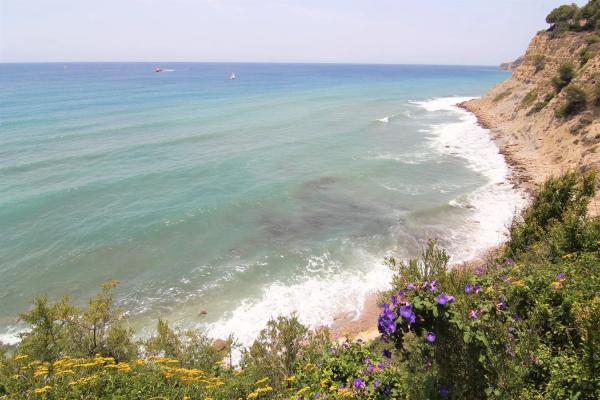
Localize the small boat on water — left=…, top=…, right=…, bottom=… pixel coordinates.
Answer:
left=155, top=67, right=163, bottom=73
left=230, top=73, right=236, bottom=80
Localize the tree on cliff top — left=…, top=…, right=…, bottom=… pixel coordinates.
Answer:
left=546, top=3, right=580, bottom=31
left=547, top=0, right=600, bottom=31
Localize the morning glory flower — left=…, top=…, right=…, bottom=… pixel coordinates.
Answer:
left=399, top=304, right=416, bottom=324
left=429, top=280, right=439, bottom=292
left=400, top=304, right=413, bottom=318
left=373, top=380, right=380, bottom=389
left=436, top=293, right=448, bottom=305
left=353, top=378, right=366, bottom=390
left=464, top=284, right=473, bottom=293
left=426, top=332, right=436, bottom=343
left=556, top=272, right=565, bottom=279
left=377, top=303, right=396, bottom=335
left=469, top=309, right=479, bottom=320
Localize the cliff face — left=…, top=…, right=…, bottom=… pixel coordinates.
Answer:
left=463, top=31, right=600, bottom=211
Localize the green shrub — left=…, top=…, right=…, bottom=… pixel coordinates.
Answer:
left=594, top=81, right=600, bottom=105
left=493, top=90, right=512, bottom=103
left=587, top=33, right=600, bottom=44
left=520, top=90, right=538, bottom=108
left=556, top=84, right=588, bottom=117
left=528, top=93, right=554, bottom=115
left=552, top=63, right=576, bottom=92
left=580, top=47, right=596, bottom=66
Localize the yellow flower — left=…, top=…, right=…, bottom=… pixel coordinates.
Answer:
left=296, top=386, right=310, bottom=396
left=285, top=375, right=296, bottom=382
left=14, top=355, right=28, bottom=361
left=255, top=377, right=269, bottom=385
left=33, top=385, right=51, bottom=394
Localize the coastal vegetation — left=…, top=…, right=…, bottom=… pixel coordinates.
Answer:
left=492, top=90, right=512, bottom=103
left=1, top=171, right=599, bottom=399
left=546, top=0, right=600, bottom=32
left=556, top=85, right=588, bottom=117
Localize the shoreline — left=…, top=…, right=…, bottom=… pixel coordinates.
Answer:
left=331, top=99, right=529, bottom=342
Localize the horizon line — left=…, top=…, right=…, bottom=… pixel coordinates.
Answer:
left=0, top=60, right=504, bottom=68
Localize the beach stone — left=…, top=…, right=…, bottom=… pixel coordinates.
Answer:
left=212, top=339, right=228, bottom=351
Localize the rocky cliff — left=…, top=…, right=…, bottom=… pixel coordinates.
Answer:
left=463, top=31, right=600, bottom=212
left=500, top=56, right=524, bottom=71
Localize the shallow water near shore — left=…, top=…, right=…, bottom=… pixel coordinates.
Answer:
left=0, top=63, right=526, bottom=345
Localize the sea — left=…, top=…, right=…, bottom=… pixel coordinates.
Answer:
left=0, top=63, right=528, bottom=345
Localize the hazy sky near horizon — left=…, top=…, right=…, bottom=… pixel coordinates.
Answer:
left=0, top=0, right=588, bottom=64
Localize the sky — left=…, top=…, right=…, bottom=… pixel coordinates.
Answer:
left=0, top=0, right=588, bottom=65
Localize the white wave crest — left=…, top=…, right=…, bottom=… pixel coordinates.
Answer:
left=206, top=251, right=393, bottom=347
left=414, top=97, right=529, bottom=262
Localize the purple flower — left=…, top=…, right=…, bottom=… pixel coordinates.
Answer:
left=439, top=384, right=450, bottom=399
left=469, top=309, right=479, bottom=320
left=399, top=304, right=412, bottom=319
left=429, top=280, right=439, bottom=293
left=508, top=326, right=515, bottom=333
left=373, top=380, right=380, bottom=389
left=382, top=349, right=392, bottom=358
left=426, top=331, right=436, bottom=343
left=496, top=301, right=507, bottom=311
left=407, top=283, right=416, bottom=290
left=556, top=272, right=565, bottom=279
left=367, top=363, right=375, bottom=373
left=391, top=295, right=399, bottom=305
left=513, top=314, right=522, bottom=321
left=473, top=284, right=481, bottom=294
left=474, top=266, right=485, bottom=275
left=378, top=303, right=396, bottom=335
left=353, top=378, right=366, bottom=390
left=436, top=293, right=452, bottom=305
left=447, top=295, right=456, bottom=304
left=464, top=284, right=473, bottom=293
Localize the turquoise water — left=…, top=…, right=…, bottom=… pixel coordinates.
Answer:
left=0, top=63, right=525, bottom=344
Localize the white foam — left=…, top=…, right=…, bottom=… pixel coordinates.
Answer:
left=0, top=325, right=29, bottom=346
left=410, top=96, right=475, bottom=112
left=414, top=97, right=529, bottom=262
left=206, top=250, right=393, bottom=347
left=368, top=151, right=435, bottom=165
left=376, top=116, right=390, bottom=123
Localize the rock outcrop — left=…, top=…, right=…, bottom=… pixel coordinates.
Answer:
left=463, top=31, right=600, bottom=213
left=500, top=56, right=524, bottom=71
